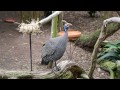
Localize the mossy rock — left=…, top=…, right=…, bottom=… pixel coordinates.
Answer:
left=114, top=60, right=120, bottom=78
left=116, top=60, right=120, bottom=71
left=114, top=70, right=120, bottom=79
left=99, top=60, right=117, bottom=71
left=59, top=71, right=74, bottom=79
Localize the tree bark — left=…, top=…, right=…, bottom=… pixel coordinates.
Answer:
left=88, top=25, right=107, bottom=79
left=0, top=60, right=88, bottom=79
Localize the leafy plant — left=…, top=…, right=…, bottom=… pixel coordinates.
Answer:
left=97, top=40, right=120, bottom=79
left=97, top=40, right=120, bottom=63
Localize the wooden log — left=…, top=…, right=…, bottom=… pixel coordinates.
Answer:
left=0, top=60, right=88, bottom=79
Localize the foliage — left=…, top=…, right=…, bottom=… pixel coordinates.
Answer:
left=76, top=22, right=120, bottom=49
left=97, top=40, right=120, bottom=79
left=97, top=40, right=120, bottom=63
left=99, top=60, right=117, bottom=71
left=116, top=61, right=120, bottom=71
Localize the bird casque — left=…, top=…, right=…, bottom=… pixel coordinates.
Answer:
left=41, top=23, right=72, bottom=71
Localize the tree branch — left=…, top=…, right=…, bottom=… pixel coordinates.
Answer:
left=103, top=17, right=120, bottom=27
left=89, top=17, right=120, bottom=79
left=116, top=11, right=120, bottom=16
left=14, top=11, right=63, bottom=26
left=39, top=11, right=63, bottom=25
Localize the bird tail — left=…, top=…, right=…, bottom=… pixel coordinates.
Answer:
left=41, top=59, right=49, bottom=65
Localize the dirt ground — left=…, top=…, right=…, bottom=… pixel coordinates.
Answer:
left=0, top=11, right=119, bottom=79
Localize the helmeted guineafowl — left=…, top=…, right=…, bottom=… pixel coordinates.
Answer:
left=41, top=23, right=72, bottom=71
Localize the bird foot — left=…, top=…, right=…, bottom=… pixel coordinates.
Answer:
left=52, top=66, right=61, bottom=72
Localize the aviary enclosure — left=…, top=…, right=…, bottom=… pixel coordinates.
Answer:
left=0, top=11, right=120, bottom=79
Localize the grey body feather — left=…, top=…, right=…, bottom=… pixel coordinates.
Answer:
left=41, top=31, right=68, bottom=65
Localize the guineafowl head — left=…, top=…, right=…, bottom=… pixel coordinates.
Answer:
left=64, top=23, right=72, bottom=32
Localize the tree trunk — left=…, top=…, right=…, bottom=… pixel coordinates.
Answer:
left=75, top=23, right=120, bottom=48
left=88, top=25, right=107, bottom=79
left=0, top=60, right=89, bottom=79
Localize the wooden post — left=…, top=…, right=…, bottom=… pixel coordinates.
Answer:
left=29, top=33, right=33, bottom=71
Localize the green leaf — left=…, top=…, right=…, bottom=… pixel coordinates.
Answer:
left=97, top=40, right=120, bottom=63
left=104, top=44, right=115, bottom=48
left=105, top=45, right=117, bottom=52
left=99, top=60, right=116, bottom=79
left=97, top=51, right=120, bottom=63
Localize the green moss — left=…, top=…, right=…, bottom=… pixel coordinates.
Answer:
left=76, top=29, right=100, bottom=48
left=0, top=76, right=8, bottom=79
left=76, top=22, right=120, bottom=48
left=60, top=71, right=73, bottom=79
left=69, top=65, right=86, bottom=79
left=115, top=70, right=120, bottom=78
left=99, top=60, right=116, bottom=79
left=99, top=60, right=117, bottom=71
left=108, top=67, right=115, bottom=79
left=17, top=75, right=33, bottom=79
left=58, top=66, right=87, bottom=79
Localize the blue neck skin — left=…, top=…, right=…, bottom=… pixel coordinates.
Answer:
left=64, top=29, right=68, bottom=32
left=64, top=26, right=69, bottom=32
left=64, top=28, right=68, bottom=37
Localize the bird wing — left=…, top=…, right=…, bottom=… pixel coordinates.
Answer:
left=41, top=38, right=58, bottom=58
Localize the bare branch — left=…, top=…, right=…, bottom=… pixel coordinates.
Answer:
left=116, top=11, right=120, bottom=16
left=103, top=17, right=120, bottom=27
left=13, top=11, right=63, bottom=26
left=39, top=11, right=63, bottom=25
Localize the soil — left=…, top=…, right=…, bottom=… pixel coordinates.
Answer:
left=0, top=11, right=119, bottom=79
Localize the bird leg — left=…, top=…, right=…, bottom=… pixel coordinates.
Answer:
left=47, top=61, right=53, bottom=68
left=55, top=61, right=61, bottom=71
left=52, top=61, right=61, bottom=72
